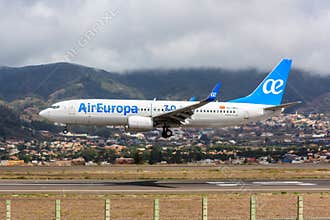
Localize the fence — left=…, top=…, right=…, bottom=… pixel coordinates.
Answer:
left=1, top=195, right=330, bottom=220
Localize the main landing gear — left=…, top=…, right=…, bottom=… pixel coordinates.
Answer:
left=62, top=126, right=69, bottom=134
left=162, top=126, right=173, bottom=138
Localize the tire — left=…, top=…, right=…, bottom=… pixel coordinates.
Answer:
left=166, top=129, right=172, bottom=137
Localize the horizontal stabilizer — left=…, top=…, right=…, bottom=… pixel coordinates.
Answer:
left=264, top=101, right=302, bottom=111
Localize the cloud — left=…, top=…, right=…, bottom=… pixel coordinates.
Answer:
left=1, top=0, right=330, bottom=74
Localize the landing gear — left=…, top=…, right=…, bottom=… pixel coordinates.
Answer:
left=63, top=126, right=69, bottom=134
left=162, top=126, right=173, bottom=138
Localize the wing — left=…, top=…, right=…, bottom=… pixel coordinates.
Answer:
left=153, top=83, right=221, bottom=126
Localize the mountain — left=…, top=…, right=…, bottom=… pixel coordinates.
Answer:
left=297, top=92, right=330, bottom=114
left=115, top=68, right=330, bottom=104
left=0, top=63, right=143, bottom=102
left=0, top=62, right=329, bottom=112
left=0, top=104, right=38, bottom=139
left=0, top=62, right=329, bottom=138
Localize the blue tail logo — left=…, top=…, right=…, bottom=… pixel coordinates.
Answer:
left=229, top=59, right=292, bottom=105
left=262, top=78, right=284, bottom=95
left=206, top=82, right=221, bottom=101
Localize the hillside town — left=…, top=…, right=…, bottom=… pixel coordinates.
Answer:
left=0, top=113, right=329, bottom=166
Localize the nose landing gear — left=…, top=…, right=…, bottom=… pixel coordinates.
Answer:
left=162, top=126, right=173, bottom=138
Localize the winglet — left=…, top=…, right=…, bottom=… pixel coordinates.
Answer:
left=189, top=96, right=197, bottom=101
left=206, top=82, right=221, bottom=101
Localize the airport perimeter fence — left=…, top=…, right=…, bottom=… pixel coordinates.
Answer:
left=1, top=195, right=330, bottom=219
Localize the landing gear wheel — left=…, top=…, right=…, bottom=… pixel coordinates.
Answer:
left=166, top=129, right=172, bottom=137
left=63, top=127, right=69, bottom=134
left=162, top=127, right=173, bottom=138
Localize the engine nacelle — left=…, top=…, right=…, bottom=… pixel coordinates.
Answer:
left=127, top=116, right=154, bottom=131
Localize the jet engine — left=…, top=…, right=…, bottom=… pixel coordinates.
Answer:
left=127, top=116, right=154, bottom=131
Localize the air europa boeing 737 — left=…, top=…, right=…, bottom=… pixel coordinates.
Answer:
left=39, top=59, right=300, bottom=138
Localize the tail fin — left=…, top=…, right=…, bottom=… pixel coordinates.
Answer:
left=229, top=59, right=292, bottom=105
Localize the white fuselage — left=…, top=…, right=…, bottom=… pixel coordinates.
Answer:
left=39, top=99, right=280, bottom=128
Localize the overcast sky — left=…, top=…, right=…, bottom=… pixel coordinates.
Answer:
left=1, top=0, right=330, bottom=74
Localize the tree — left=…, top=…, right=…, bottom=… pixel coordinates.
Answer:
left=17, top=152, right=32, bottom=163
left=149, top=146, right=162, bottom=164
left=133, top=150, right=143, bottom=164
left=81, top=147, right=98, bottom=162
left=102, top=149, right=118, bottom=163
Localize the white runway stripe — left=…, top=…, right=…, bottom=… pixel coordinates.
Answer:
left=207, top=181, right=316, bottom=187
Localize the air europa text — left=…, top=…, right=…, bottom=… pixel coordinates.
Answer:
left=78, top=103, right=138, bottom=115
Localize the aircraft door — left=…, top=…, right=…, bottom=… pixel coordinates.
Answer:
left=243, top=110, right=249, bottom=121
left=150, top=99, right=156, bottom=117
left=68, top=105, right=76, bottom=115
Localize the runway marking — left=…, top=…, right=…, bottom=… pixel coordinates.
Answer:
left=297, top=183, right=316, bottom=186
left=206, top=182, right=245, bottom=187
left=207, top=181, right=317, bottom=187
left=253, top=181, right=316, bottom=186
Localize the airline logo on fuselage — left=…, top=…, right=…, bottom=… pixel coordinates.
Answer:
left=262, top=79, right=284, bottom=95
left=78, top=103, right=138, bottom=116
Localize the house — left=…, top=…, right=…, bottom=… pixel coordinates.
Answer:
left=115, top=157, right=134, bottom=164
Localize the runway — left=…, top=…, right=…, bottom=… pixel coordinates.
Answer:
left=0, top=179, right=330, bottom=193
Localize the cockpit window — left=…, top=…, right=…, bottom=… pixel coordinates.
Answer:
left=50, top=105, right=60, bottom=109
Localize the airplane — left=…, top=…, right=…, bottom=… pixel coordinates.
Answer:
left=39, top=59, right=301, bottom=138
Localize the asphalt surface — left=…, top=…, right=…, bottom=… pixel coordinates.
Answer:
left=0, top=179, right=330, bottom=193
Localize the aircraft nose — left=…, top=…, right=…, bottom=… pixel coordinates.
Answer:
left=39, top=109, right=49, bottom=118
